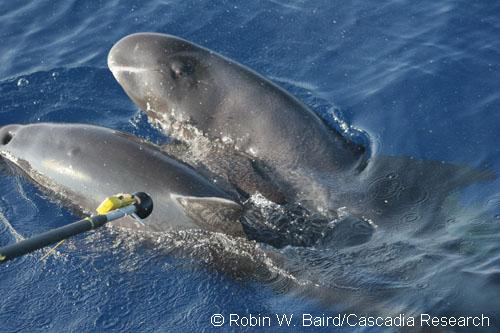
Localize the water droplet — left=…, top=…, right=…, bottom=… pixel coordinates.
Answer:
left=17, top=78, right=29, bottom=87
left=386, top=172, right=398, bottom=179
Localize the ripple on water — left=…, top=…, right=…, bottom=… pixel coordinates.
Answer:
left=367, top=172, right=402, bottom=200
left=401, top=211, right=421, bottom=224
left=397, top=185, right=430, bottom=206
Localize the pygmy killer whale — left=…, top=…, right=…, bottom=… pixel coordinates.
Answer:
left=107, top=33, right=367, bottom=213
left=0, top=123, right=244, bottom=236
left=107, top=33, right=492, bottom=227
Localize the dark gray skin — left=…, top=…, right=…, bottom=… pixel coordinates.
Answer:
left=0, top=123, right=244, bottom=236
left=108, top=33, right=493, bottom=226
left=108, top=33, right=366, bottom=212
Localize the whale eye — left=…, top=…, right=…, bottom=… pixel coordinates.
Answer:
left=170, top=60, right=194, bottom=80
left=1, top=132, right=13, bottom=145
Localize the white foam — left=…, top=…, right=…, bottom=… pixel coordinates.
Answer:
left=0, top=211, right=24, bottom=241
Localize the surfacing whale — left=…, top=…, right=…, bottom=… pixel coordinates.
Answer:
left=0, top=123, right=244, bottom=236
left=107, top=33, right=492, bottom=228
left=108, top=32, right=367, bottom=213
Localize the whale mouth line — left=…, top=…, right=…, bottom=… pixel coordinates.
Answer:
left=109, top=65, right=164, bottom=74
left=109, top=65, right=150, bottom=74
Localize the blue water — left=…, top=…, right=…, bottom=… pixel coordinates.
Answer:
left=1, top=1, right=500, bottom=332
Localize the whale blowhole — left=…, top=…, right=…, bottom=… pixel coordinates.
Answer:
left=1, top=132, right=13, bottom=145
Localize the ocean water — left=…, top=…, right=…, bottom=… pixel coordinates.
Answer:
left=1, top=1, right=500, bottom=332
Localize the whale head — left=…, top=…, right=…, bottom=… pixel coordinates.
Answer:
left=0, top=124, right=23, bottom=160
left=108, top=33, right=227, bottom=132
left=0, top=124, right=19, bottom=146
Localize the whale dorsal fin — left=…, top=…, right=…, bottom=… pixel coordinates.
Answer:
left=174, top=195, right=244, bottom=237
